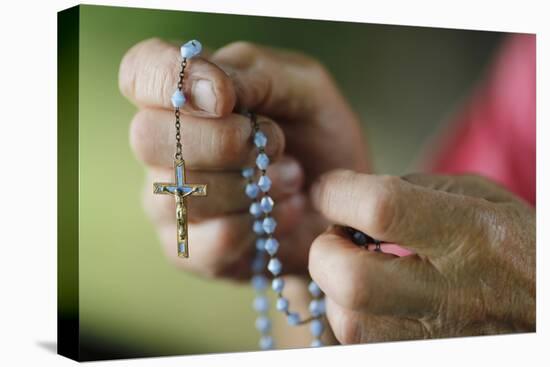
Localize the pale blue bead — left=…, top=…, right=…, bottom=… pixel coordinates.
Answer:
left=262, top=217, right=277, bottom=234
left=276, top=297, right=289, bottom=312
left=310, top=339, right=324, bottom=347
left=264, top=238, right=279, bottom=256
left=309, top=299, right=326, bottom=317
left=258, top=175, right=272, bottom=192
left=272, top=277, right=285, bottom=293
left=253, top=296, right=270, bottom=313
left=255, top=316, right=271, bottom=333
left=249, top=202, right=262, bottom=217
left=253, top=220, right=265, bottom=235
left=259, top=335, right=274, bottom=350
left=287, top=312, right=301, bottom=326
left=256, top=153, right=270, bottom=170
left=171, top=90, right=186, bottom=108
left=242, top=167, right=255, bottom=178
left=310, top=319, right=325, bottom=337
left=267, top=258, right=282, bottom=276
left=251, top=274, right=268, bottom=291
left=251, top=254, right=265, bottom=273
left=255, top=237, right=266, bottom=251
left=254, top=131, right=267, bottom=148
left=245, top=183, right=260, bottom=199
left=260, top=196, right=274, bottom=213
left=180, top=39, right=202, bottom=59
left=308, top=281, right=322, bottom=297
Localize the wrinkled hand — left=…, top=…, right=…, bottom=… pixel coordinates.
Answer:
left=119, top=39, right=369, bottom=279
left=309, top=171, right=535, bottom=343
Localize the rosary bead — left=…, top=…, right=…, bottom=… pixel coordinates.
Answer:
left=272, top=277, right=285, bottom=293
left=254, top=131, right=268, bottom=148
left=251, top=254, right=265, bottom=273
left=276, top=297, right=289, bottom=312
left=259, top=335, right=274, bottom=350
left=249, top=202, right=262, bottom=217
left=255, top=316, right=272, bottom=333
left=251, top=274, right=268, bottom=291
left=262, top=217, right=277, bottom=234
left=260, top=196, right=275, bottom=213
left=352, top=230, right=368, bottom=246
left=255, top=238, right=267, bottom=251
left=287, top=312, right=301, bottom=326
left=245, top=182, right=260, bottom=199
left=242, top=167, right=255, bottom=178
left=308, top=281, right=322, bottom=298
left=180, top=39, right=202, bottom=59
left=256, top=153, right=270, bottom=170
left=310, top=339, right=324, bottom=347
left=267, top=258, right=282, bottom=276
left=264, top=238, right=279, bottom=256
left=308, top=299, right=326, bottom=317
left=253, top=220, right=265, bottom=235
left=171, top=90, right=186, bottom=108
left=253, top=295, right=270, bottom=313
left=310, top=319, right=325, bottom=337
left=257, top=175, right=272, bottom=192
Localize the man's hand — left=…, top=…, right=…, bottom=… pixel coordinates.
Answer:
left=309, top=171, right=535, bottom=343
left=119, top=38, right=369, bottom=279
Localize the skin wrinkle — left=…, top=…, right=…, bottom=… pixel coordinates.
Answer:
left=120, top=38, right=535, bottom=346
left=312, top=171, right=535, bottom=343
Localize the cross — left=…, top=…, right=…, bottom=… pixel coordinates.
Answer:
left=153, top=159, right=207, bottom=258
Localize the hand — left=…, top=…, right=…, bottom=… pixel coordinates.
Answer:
left=119, top=38, right=369, bottom=279
left=309, top=170, right=535, bottom=343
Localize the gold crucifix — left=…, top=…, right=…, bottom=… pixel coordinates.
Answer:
left=153, top=159, right=207, bottom=258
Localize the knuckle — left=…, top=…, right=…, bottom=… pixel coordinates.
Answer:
left=332, top=312, right=362, bottom=345
left=120, top=38, right=178, bottom=106
left=363, top=175, right=400, bottom=238
left=307, top=57, right=331, bottom=81
left=118, top=39, right=155, bottom=98
left=211, top=123, right=246, bottom=165
left=338, top=259, right=370, bottom=311
left=339, top=272, right=365, bottom=311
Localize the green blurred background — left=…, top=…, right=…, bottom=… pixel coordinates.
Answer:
left=74, top=4, right=503, bottom=359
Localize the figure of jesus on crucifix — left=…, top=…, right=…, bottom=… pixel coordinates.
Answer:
left=153, top=159, right=207, bottom=257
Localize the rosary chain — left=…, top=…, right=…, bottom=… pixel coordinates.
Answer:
left=174, top=59, right=188, bottom=160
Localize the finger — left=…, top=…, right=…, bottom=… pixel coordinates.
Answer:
left=155, top=194, right=307, bottom=279
left=326, top=298, right=428, bottom=344
left=402, top=173, right=521, bottom=203
left=211, top=41, right=333, bottom=119
left=119, top=38, right=236, bottom=117
left=309, top=226, right=445, bottom=318
left=144, top=156, right=305, bottom=220
left=310, top=169, right=497, bottom=255
left=130, top=109, right=285, bottom=169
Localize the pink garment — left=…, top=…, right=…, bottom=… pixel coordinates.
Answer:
left=427, top=34, right=536, bottom=205
left=384, top=34, right=536, bottom=257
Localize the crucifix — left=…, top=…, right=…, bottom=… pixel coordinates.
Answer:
left=153, top=159, right=207, bottom=258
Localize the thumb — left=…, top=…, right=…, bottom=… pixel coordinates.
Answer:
left=310, top=169, right=499, bottom=257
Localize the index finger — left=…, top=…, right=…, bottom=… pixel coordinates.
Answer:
left=119, top=38, right=236, bottom=117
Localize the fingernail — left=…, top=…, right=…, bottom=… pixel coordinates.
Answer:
left=192, top=79, right=216, bottom=113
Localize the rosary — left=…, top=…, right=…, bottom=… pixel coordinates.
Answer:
left=152, top=39, right=381, bottom=350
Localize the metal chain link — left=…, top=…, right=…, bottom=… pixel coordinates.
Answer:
left=175, top=59, right=188, bottom=160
